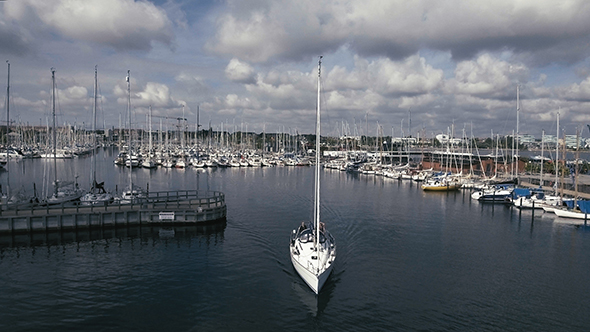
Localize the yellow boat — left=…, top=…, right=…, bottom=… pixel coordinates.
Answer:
left=421, top=179, right=461, bottom=191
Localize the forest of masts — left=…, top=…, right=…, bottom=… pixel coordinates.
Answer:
left=0, top=122, right=580, bottom=155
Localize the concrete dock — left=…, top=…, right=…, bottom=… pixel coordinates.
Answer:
left=0, top=190, right=227, bottom=234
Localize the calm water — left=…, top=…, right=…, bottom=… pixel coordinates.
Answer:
left=1, top=147, right=590, bottom=331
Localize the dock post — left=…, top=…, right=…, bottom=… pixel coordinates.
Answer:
left=531, top=200, right=535, bottom=220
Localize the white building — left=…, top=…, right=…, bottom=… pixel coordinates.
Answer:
left=435, top=134, right=462, bottom=145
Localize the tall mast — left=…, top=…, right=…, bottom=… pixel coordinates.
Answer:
left=314, top=56, right=322, bottom=257
left=515, top=84, right=520, bottom=183
left=126, top=70, right=132, bottom=192
left=52, top=68, right=58, bottom=197
left=5, top=61, right=10, bottom=198
left=555, top=112, right=559, bottom=194
left=181, top=104, right=185, bottom=149
left=540, top=129, right=544, bottom=188
left=91, top=65, right=97, bottom=188
left=159, top=119, right=163, bottom=153
left=574, top=128, right=580, bottom=207
left=196, top=104, right=200, bottom=145
left=408, top=108, right=411, bottom=141
left=148, top=105, right=153, bottom=155
left=118, top=113, right=121, bottom=149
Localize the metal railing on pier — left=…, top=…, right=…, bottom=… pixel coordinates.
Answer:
left=0, top=190, right=227, bottom=233
left=0, top=190, right=225, bottom=215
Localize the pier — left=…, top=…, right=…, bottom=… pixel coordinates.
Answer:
left=0, top=190, right=226, bottom=234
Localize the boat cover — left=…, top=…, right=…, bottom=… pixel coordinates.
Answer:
left=511, top=188, right=530, bottom=199
left=578, top=200, right=590, bottom=214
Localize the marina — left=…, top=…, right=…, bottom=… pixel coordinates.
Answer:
left=1, top=98, right=590, bottom=330
left=1, top=163, right=590, bottom=331
left=4, top=1, right=590, bottom=330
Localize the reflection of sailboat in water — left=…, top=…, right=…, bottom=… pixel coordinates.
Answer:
left=290, top=279, right=333, bottom=317
left=289, top=57, right=336, bottom=294
left=117, top=70, right=145, bottom=204
left=81, top=66, right=114, bottom=205
left=44, top=68, right=84, bottom=205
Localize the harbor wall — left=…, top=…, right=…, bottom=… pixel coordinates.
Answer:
left=0, top=190, right=227, bottom=234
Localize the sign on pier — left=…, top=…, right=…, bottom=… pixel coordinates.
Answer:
left=158, top=212, right=175, bottom=221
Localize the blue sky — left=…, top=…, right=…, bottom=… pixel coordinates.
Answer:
left=1, top=0, right=590, bottom=139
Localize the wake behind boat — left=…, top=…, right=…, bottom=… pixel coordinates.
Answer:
left=289, top=57, right=336, bottom=294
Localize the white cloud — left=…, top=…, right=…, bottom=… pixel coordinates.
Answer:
left=398, top=94, right=438, bottom=109
left=224, top=94, right=258, bottom=109
left=39, top=85, right=89, bottom=107
left=114, top=79, right=183, bottom=110
left=175, top=72, right=205, bottom=84
left=225, top=58, right=256, bottom=84
left=362, top=56, right=444, bottom=95
left=3, top=0, right=590, bottom=138
left=446, top=54, right=528, bottom=98
left=560, top=76, right=590, bottom=101
left=208, top=0, right=590, bottom=64
left=5, top=0, right=174, bottom=51
left=10, top=96, right=46, bottom=109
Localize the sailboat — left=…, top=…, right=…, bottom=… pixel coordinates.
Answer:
left=80, top=66, right=114, bottom=205
left=118, top=70, right=145, bottom=204
left=142, top=106, right=157, bottom=169
left=289, top=56, right=336, bottom=294
left=1, top=61, right=37, bottom=209
left=44, top=68, right=85, bottom=205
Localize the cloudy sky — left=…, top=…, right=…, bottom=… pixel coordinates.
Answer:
left=1, top=0, right=590, bottom=139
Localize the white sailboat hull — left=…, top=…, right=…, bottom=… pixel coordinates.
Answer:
left=45, top=189, right=85, bottom=205
left=291, top=251, right=333, bottom=294
left=289, top=223, right=336, bottom=294
left=554, top=208, right=589, bottom=219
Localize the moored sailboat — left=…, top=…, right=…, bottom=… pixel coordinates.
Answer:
left=421, top=176, right=461, bottom=191
left=44, top=68, right=85, bottom=205
left=117, top=70, right=146, bottom=204
left=289, top=57, right=336, bottom=294
left=80, top=66, right=114, bottom=206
